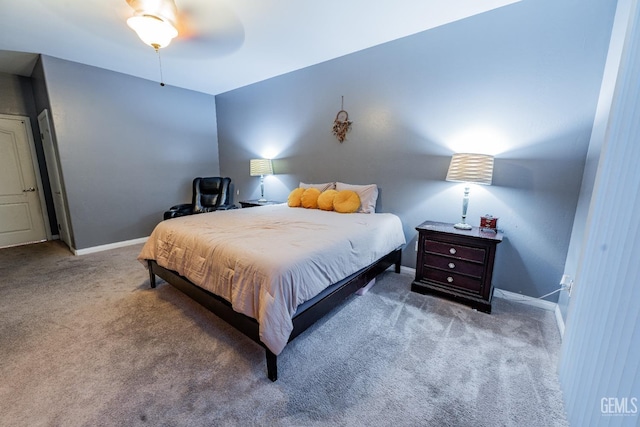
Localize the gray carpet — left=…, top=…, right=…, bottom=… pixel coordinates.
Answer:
left=0, top=241, right=568, bottom=426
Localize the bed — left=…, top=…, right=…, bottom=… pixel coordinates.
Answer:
left=138, top=203, right=406, bottom=380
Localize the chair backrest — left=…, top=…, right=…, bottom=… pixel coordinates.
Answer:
left=192, top=177, right=231, bottom=213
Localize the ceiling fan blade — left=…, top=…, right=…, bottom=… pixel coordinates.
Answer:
left=172, top=1, right=232, bottom=40
left=174, top=9, right=198, bottom=39
left=121, top=0, right=245, bottom=57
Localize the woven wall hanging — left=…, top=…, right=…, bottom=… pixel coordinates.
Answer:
left=332, top=96, right=352, bottom=143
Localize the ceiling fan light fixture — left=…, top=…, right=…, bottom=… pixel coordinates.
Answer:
left=127, top=13, right=178, bottom=49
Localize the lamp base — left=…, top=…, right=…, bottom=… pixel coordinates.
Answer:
left=453, top=222, right=473, bottom=230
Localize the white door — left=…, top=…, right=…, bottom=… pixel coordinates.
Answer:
left=38, top=110, right=72, bottom=249
left=0, top=116, right=47, bottom=248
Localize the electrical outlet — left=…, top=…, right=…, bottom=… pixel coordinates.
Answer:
left=560, top=274, right=574, bottom=295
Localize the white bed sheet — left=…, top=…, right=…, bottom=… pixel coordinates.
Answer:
left=138, top=204, right=406, bottom=355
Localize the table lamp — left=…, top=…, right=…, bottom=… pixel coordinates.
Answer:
left=445, top=153, right=494, bottom=230
left=250, top=159, right=274, bottom=202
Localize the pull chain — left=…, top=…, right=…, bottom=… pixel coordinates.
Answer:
left=153, top=44, right=166, bottom=87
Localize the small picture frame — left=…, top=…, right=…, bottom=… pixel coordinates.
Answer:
left=480, top=215, right=498, bottom=232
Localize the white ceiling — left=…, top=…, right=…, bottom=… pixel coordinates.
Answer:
left=0, top=0, right=519, bottom=95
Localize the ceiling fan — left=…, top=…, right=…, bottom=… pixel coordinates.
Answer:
left=123, top=0, right=244, bottom=85
left=124, top=0, right=243, bottom=54
left=125, top=0, right=180, bottom=50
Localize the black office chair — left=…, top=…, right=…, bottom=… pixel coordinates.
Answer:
left=164, top=177, right=236, bottom=220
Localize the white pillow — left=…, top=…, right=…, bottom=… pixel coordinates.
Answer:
left=335, top=182, right=378, bottom=214
left=299, top=182, right=336, bottom=192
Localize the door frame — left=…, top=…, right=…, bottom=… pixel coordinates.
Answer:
left=37, top=109, right=72, bottom=248
left=0, top=113, right=53, bottom=241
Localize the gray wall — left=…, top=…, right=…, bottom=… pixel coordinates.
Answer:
left=0, top=72, right=37, bottom=119
left=216, top=0, right=616, bottom=300
left=39, top=56, right=220, bottom=250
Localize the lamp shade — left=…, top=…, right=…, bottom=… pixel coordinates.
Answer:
left=250, top=159, right=274, bottom=176
left=446, top=153, right=494, bottom=185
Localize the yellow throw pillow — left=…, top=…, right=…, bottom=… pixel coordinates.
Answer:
left=288, top=188, right=305, bottom=207
left=317, top=189, right=338, bottom=211
left=301, top=187, right=321, bottom=209
left=333, top=190, right=361, bottom=213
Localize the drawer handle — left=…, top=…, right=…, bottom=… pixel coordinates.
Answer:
left=449, top=248, right=457, bottom=255
left=448, top=262, right=455, bottom=269
left=447, top=276, right=454, bottom=283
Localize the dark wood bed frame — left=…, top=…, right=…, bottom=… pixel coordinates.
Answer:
left=147, top=248, right=402, bottom=381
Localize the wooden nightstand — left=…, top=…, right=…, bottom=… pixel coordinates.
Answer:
left=411, top=220, right=503, bottom=313
left=239, top=200, right=282, bottom=208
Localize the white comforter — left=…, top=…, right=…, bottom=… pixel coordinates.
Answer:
left=138, top=204, right=406, bottom=355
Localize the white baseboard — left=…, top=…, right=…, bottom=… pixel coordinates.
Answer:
left=74, top=237, right=148, bottom=256
left=555, top=305, right=565, bottom=338
left=492, top=288, right=557, bottom=311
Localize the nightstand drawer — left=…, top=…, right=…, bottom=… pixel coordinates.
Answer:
left=423, top=239, right=485, bottom=262
left=423, top=253, right=484, bottom=278
left=422, top=269, right=483, bottom=294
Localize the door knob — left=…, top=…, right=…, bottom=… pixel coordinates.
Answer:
left=23, top=187, right=36, bottom=192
